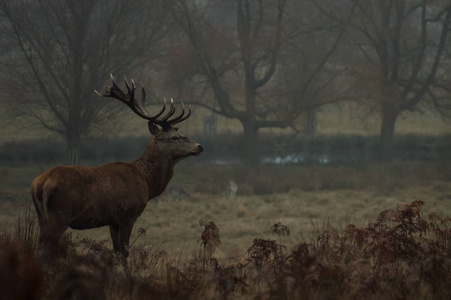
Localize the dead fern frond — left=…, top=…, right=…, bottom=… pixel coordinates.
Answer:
left=200, top=220, right=221, bottom=258
left=130, top=226, right=149, bottom=249
left=343, top=225, right=370, bottom=248
left=247, top=238, right=285, bottom=265
left=271, top=222, right=290, bottom=237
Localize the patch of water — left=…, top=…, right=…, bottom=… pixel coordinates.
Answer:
left=210, top=153, right=332, bottom=165
left=262, top=153, right=331, bottom=165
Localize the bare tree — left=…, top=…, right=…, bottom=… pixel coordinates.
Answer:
left=166, top=0, right=288, bottom=165
left=325, top=0, right=451, bottom=161
left=0, top=0, right=171, bottom=164
left=166, top=0, right=350, bottom=165
left=271, top=1, right=355, bottom=134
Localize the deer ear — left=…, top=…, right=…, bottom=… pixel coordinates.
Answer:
left=148, top=123, right=160, bottom=135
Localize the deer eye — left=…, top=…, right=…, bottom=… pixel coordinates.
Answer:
left=171, top=136, right=180, bottom=141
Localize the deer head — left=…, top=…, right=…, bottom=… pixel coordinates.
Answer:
left=96, top=74, right=204, bottom=162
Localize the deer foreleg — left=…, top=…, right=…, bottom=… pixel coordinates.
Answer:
left=118, top=224, right=134, bottom=258
left=109, top=224, right=121, bottom=254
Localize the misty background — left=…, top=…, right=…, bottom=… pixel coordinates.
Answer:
left=0, top=0, right=450, bottom=166
left=2, top=2, right=451, bottom=298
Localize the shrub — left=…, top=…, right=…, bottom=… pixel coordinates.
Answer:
left=1, top=133, right=450, bottom=164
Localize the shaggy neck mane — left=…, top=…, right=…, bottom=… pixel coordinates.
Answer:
left=133, top=138, right=175, bottom=199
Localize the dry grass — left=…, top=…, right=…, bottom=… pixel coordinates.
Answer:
left=1, top=199, right=451, bottom=299
left=1, top=162, right=450, bottom=256
left=1, top=162, right=451, bottom=298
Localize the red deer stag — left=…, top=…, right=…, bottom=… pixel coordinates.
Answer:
left=31, top=75, right=203, bottom=258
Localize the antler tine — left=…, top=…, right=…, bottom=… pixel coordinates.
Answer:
left=127, top=78, right=147, bottom=116
left=96, top=74, right=128, bottom=104
left=157, top=98, right=176, bottom=122
left=167, top=102, right=187, bottom=124
left=120, top=76, right=146, bottom=118
left=95, top=74, right=167, bottom=122
left=152, top=99, right=192, bottom=129
left=172, top=105, right=192, bottom=126
left=148, top=98, right=167, bottom=121
left=140, top=81, right=146, bottom=106
left=124, top=76, right=133, bottom=93
left=126, top=77, right=137, bottom=103
left=108, top=74, right=122, bottom=97
left=134, top=82, right=166, bottom=121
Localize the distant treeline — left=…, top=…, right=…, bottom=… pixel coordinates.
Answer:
left=0, top=134, right=450, bottom=165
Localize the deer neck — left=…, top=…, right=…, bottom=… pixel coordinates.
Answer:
left=133, top=139, right=175, bottom=199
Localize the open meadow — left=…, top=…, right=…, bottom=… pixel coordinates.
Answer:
left=1, top=102, right=451, bottom=299
left=1, top=161, right=451, bottom=299
left=2, top=162, right=451, bottom=254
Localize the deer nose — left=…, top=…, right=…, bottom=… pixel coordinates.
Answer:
left=198, top=145, right=204, bottom=152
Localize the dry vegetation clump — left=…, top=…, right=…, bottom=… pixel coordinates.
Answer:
left=269, top=200, right=451, bottom=299
left=0, top=240, right=41, bottom=300
left=1, top=200, right=451, bottom=299
left=199, top=220, right=221, bottom=261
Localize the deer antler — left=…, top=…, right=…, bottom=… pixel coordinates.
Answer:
left=95, top=74, right=191, bottom=129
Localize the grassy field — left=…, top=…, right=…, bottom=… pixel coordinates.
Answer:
left=1, top=161, right=451, bottom=298
left=1, top=162, right=450, bottom=255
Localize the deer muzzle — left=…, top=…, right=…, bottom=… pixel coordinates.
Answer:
left=193, top=144, right=204, bottom=156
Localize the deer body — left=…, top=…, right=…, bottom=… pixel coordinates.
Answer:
left=32, top=76, right=203, bottom=258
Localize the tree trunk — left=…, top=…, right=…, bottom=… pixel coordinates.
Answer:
left=66, top=93, right=81, bottom=165
left=66, top=130, right=81, bottom=165
left=379, top=110, right=399, bottom=162
left=242, top=119, right=259, bottom=166
left=304, top=108, right=317, bottom=136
